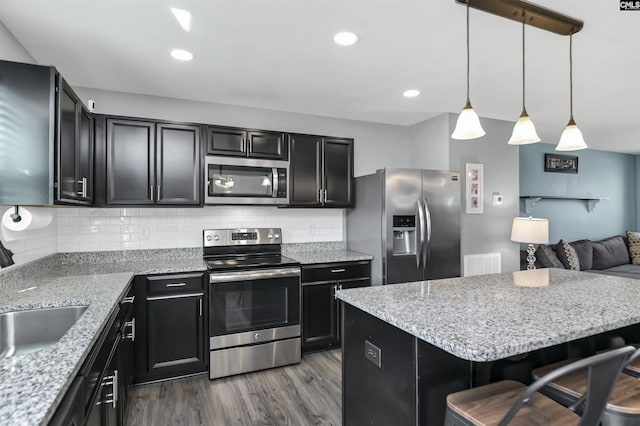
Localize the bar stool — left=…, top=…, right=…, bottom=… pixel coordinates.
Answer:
left=445, top=346, right=634, bottom=426
left=532, top=347, right=640, bottom=426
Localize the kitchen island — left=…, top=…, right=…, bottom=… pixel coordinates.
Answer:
left=335, top=268, right=640, bottom=425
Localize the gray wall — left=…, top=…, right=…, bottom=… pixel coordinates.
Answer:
left=447, top=114, right=521, bottom=273
left=73, top=87, right=411, bottom=177
left=408, top=113, right=450, bottom=170
left=519, top=143, right=637, bottom=243
left=0, top=20, right=34, bottom=63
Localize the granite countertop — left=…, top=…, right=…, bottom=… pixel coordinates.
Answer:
left=336, top=268, right=640, bottom=363
left=0, top=249, right=208, bottom=426
left=286, top=250, right=372, bottom=265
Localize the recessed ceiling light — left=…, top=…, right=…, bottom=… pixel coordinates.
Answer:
left=170, top=49, right=194, bottom=61
left=403, top=89, right=420, bottom=98
left=171, top=8, right=191, bottom=32
left=333, top=32, right=358, bottom=46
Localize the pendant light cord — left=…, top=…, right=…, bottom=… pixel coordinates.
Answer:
left=521, top=13, right=526, bottom=112
left=569, top=34, right=573, bottom=120
left=466, top=1, right=470, bottom=104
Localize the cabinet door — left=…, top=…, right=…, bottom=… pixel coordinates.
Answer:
left=146, top=293, right=206, bottom=378
left=247, top=131, right=287, bottom=160
left=302, top=283, right=339, bottom=353
left=156, top=123, right=200, bottom=205
left=323, top=137, right=354, bottom=207
left=57, top=78, right=79, bottom=202
left=336, top=278, right=370, bottom=343
left=77, top=107, right=94, bottom=203
left=206, top=126, right=246, bottom=156
left=106, top=119, right=155, bottom=205
left=289, top=134, right=322, bottom=206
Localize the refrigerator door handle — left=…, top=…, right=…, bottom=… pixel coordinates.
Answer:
left=416, top=199, right=426, bottom=269
left=423, top=196, right=432, bottom=270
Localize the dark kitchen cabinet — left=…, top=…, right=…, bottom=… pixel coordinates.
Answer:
left=301, top=261, right=370, bottom=353
left=134, top=272, right=207, bottom=383
left=207, top=126, right=287, bottom=160
left=56, top=77, right=94, bottom=205
left=289, top=134, right=353, bottom=207
left=105, top=118, right=200, bottom=205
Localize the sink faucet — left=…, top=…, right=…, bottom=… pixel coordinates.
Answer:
left=0, top=239, right=15, bottom=268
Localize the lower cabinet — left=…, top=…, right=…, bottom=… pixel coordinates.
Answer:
left=134, top=272, right=208, bottom=383
left=50, top=284, right=135, bottom=426
left=301, top=261, right=371, bottom=353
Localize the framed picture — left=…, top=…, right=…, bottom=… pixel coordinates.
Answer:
left=544, top=153, right=578, bottom=173
left=465, top=163, right=483, bottom=214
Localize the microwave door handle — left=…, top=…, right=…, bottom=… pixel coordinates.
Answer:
left=272, top=168, right=278, bottom=198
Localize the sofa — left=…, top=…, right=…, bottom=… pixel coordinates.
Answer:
left=520, top=234, right=640, bottom=279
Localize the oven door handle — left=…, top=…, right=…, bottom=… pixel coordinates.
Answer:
left=209, top=267, right=300, bottom=283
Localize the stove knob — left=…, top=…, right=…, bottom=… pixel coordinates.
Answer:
left=267, top=234, right=273, bottom=239
left=214, top=235, right=219, bottom=241
left=206, top=235, right=212, bottom=242
left=254, top=332, right=261, bottom=340
left=274, top=233, right=280, bottom=239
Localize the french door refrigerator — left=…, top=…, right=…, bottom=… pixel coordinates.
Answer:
left=346, top=168, right=461, bottom=285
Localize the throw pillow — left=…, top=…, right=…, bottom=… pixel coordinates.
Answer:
left=536, top=244, right=564, bottom=269
left=626, top=231, right=640, bottom=265
left=556, top=239, right=580, bottom=271
left=568, top=240, right=593, bottom=271
left=592, top=236, right=630, bottom=270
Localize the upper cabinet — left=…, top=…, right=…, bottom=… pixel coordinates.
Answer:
left=105, top=118, right=201, bottom=206
left=56, top=77, right=94, bottom=205
left=207, top=126, right=287, bottom=160
left=289, top=134, right=354, bottom=207
left=0, top=59, right=94, bottom=206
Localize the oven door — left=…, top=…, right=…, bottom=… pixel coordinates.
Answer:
left=209, top=267, right=300, bottom=349
left=205, top=156, right=288, bottom=205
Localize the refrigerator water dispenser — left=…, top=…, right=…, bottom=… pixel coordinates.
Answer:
left=392, top=215, right=416, bottom=255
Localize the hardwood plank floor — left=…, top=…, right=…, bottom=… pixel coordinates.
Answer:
left=125, top=350, right=342, bottom=426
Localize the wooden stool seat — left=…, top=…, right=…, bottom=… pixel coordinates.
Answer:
left=533, top=360, right=640, bottom=415
left=446, top=380, right=580, bottom=425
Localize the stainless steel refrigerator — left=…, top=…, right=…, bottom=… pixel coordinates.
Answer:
left=346, top=168, right=461, bottom=285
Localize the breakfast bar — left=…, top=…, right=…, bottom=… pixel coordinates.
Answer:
left=335, top=268, right=640, bottom=425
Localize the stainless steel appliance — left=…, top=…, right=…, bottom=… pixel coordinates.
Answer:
left=346, top=168, right=461, bottom=285
left=204, top=228, right=301, bottom=379
left=204, top=156, right=289, bottom=205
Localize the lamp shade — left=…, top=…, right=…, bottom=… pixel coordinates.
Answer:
left=510, top=217, right=549, bottom=244
left=556, top=123, right=587, bottom=151
left=451, top=105, right=486, bottom=140
left=508, top=114, right=541, bottom=145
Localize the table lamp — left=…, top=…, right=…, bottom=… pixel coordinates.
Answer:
left=510, top=217, right=549, bottom=270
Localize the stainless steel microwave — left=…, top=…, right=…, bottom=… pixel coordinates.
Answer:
left=205, top=156, right=289, bottom=205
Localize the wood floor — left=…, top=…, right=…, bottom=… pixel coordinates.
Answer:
left=125, top=350, right=342, bottom=426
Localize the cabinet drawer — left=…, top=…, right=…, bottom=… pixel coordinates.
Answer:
left=146, top=272, right=205, bottom=296
left=301, top=261, right=370, bottom=283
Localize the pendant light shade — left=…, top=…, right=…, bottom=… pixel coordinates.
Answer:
left=508, top=14, right=540, bottom=146
left=452, top=2, right=485, bottom=140
left=556, top=34, right=587, bottom=151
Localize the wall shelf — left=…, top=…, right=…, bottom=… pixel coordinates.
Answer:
left=520, top=196, right=610, bottom=214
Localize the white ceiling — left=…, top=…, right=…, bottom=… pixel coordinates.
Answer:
left=1, top=0, right=638, bottom=153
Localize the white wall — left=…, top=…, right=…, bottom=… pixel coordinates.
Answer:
left=73, top=87, right=411, bottom=177
left=56, top=206, right=343, bottom=252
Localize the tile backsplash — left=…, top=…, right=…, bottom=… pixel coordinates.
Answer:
left=57, top=206, right=344, bottom=252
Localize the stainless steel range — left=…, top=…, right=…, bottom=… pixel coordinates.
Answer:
left=204, top=228, right=301, bottom=380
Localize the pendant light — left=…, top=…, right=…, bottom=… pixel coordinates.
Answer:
left=508, top=13, right=540, bottom=145
left=556, top=34, right=587, bottom=151
left=451, top=1, right=485, bottom=140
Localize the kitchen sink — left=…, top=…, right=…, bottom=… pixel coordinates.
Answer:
left=0, top=305, right=89, bottom=359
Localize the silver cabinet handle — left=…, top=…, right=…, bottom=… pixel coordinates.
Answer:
left=333, top=284, right=338, bottom=299
left=318, top=189, right=323, bottom=204
left=97, top=371, right=117, bottom=408
left=331, top=269, right=346, bottom=273
left=77, top=177, right=88, bottom=198
left=150, top=185, right=154, bottom=201
left=157, top=185, right=161, bottom=202
left=125, top=318, right=136, bottom=341
left=324, top=188, right=328, bottom=204
left=122, top=296, right=135, bottom=304
left=199, top=299, right=203, bottom=317
left=241, top=137, right=246, bottom=153
left=166, top=282, right=186, bottom=287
